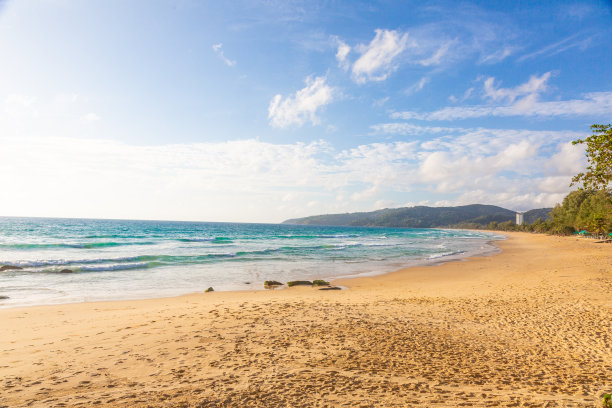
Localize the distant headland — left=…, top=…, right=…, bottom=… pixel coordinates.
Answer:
left=282, top=204, right=552, bottom=228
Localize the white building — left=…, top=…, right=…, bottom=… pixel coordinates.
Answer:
left=516, top=212, right=524, bottom=225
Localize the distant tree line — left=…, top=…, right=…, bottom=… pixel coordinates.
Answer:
left=452, top=189, right=611, bottom=236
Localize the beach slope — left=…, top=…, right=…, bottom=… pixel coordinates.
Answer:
left=1, top=232, right=611, bottom=407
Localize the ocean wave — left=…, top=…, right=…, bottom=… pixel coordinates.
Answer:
left=1, top=240, right=475, bottom=277
left=0, top=241, right=156, bottom=250
left=78, top=262, right=150, bottom=272
left=35, top=262, right=151, bottom=274
left=2, top=242, right=373, bottom=272
left=274, top=234, right=360, bottom=239
left=0, top=256, right=142, bottom=268
left=427, top=250, right=465, bottom=260
left=177, top=237, right=234, bottom=243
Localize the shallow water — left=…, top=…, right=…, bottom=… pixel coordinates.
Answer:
left=0, top=217, right=503, bottom=308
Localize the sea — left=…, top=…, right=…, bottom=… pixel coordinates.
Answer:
left=0, top=217, right=504, bottom=308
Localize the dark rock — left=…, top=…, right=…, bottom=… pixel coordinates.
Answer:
left=319, top=286, right=341, bottom=291
left=312, top=280, right=330, bottom=286
left=59, top=269, right=74, bottom=274
left=0, top=295, right=9, bottom=300
left=0, top=265, right=22, bottom=272
left=205, top=287, right=214, bottom=293
left=264, top=280, right=283, bottom=289
left=287, top=280, right=312, bottom=287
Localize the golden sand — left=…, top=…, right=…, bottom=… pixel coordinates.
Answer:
left=1, top=232, right=611, bottom=407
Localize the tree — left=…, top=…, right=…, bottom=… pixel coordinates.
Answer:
left=549, top=189, right=612, bottom=234
left=571, top=124, right=612, bottom=191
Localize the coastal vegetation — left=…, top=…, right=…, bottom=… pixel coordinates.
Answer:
left=545, top=124, right=611, bottom=236
left=571, top=124, right=612, bottom=191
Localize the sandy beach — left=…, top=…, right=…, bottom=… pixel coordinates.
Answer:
left=1, top=232, right=610, bottom=407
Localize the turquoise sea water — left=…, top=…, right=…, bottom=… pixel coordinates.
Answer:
left=0, top=217, right=503, bottom=308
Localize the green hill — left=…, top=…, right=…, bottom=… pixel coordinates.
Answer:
left=282, top=204, right=552, bottom=228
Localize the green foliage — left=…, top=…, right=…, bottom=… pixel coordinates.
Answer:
left=550, top=189, right=612, bottom=234
left=204, top=287, right=214, bottom=293
left=603, top=393, right=612, bottom=408
left=264, top=280, right=283, bottom=289
left=287, top=280, right=312, bottom=287
left=571, top=124, right=612, bottom=191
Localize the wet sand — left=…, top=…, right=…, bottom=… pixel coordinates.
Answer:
left=1, top=232, right=611, bottom=407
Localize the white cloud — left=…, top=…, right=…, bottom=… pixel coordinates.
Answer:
left=325, top=124, right=338, bottom=133
left=483, top=72, right=550, bottom=103
left=370, top=123, right=463, bottom=136
left=372, top=96, right=389, bottom=107
left=335, top=39, right=351, bottom=70
left=351, top=185, right=380, bottom=201
left=410, top=128, right=583, bottom=209
left=352, top=29, right=409, bottom=83
left=391, top=72, right=612, bottom=120
left=448, top=87, right=474, bottom=103
left=418, top=41, right=454, bottom=66
left=538, top=176, right=574, bottom=194
left=402, top=200, right=429, bottom=208
left=393, top=92, right=612, bottom=120
left=212, top=43, right=236, bottom=67
left=268, top=76, right=334, bottom=128
left=405, top=76, right=430, bottom=95
left=451, top=190, right=567, bottom=212
left=373, top=199, right=396, bottom=210
left=0, top=136, right=336, bottom=222
left=517, top=33, right=593, bottom=62
left=0, top=126, right=587, bottom=221
left=362, top=126, right=584, bottom=210
left=479, top=46, right=516, bottom=64
left=547, top=141, right=585, bottom=176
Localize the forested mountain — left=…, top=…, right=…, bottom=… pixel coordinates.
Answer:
left=282, top=204, right=552, bottom=228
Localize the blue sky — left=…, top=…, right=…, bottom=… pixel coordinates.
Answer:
left=1, top=0, right=611, bottom=222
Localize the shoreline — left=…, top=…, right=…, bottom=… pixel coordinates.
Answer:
left=1, top=231, right=611, bottom=407
left=0, top=236, right=502, bottom=312
left=0, top=229, right=504, bottom=310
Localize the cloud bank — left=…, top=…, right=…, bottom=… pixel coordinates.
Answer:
left=0, top=127, right=585, bottom=222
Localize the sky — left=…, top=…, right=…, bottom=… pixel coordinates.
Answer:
left=1, top=0, right=611, bottom=223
